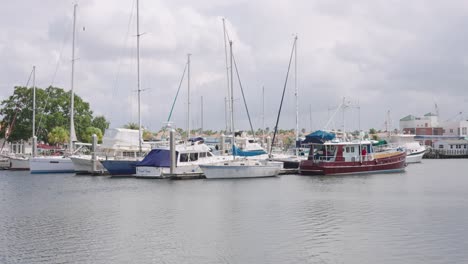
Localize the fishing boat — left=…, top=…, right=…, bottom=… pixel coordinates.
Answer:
left=300, top=131, right=406, bottom=175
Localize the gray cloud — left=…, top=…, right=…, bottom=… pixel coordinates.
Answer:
left=1, top=0, right=468, bottom=134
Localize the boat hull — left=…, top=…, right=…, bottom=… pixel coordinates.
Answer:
left=0, top=158, right=10, bottom=169
left=29, top=157, right=75, bottom=174
left=70, top=156, right=107, bottom=174
left=101, top=160, right=138, bottom=176
left=200, top=161, right=282, bottom=179
left=10, top=157, right=30, bottom=170
left=300, top=152, right=406, bottom=176
left=406, top=151, right=424, bottom=163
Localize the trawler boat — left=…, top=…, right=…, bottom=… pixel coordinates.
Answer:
left=300, top=140, right=406, bottom=175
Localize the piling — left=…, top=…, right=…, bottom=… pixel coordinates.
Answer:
left=92, top=134, right=97, bottom=173
left=170, top=129, right=176, bottom=174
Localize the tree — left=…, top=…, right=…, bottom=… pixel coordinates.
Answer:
left=124, top=122, right=139, bottom=130
left=48, top=127, right=69, bottom=145
left=92, top=116, right=110, bottom=134
left=369, top=128, right=377, bottom=134
left=143, top=130, right=153, bottom=141
left=0, top=86, right=109, bottom=143
left=81, top=127, right=103, bottom=143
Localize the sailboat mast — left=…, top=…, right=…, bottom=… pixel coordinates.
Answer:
left=136, top=0, right=142, bottom=155
left=262, top=86, right=265, bottom=140
left=69, top=3, right=77, bottom=153
left=187, top=53, right=191, bottom=139
left=222, top=18, right=231, bottom=133
left=229, top=40, right=235, bottom=158
left=32, top=66, right=36, bottom=139
left=201, top=96, right=203, bottom=133
left=294, top=35, right=299, bottom=155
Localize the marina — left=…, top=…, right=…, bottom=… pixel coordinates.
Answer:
left=2, top=0, right=468, bottom=263
left=1, top=159, right=468, bottom=263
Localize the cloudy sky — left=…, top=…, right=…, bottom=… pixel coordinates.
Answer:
left=1, top=0, right=468, bottom=133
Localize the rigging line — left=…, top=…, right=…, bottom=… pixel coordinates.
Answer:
left=167, top=62, right=188, bottom=123
left=232, top=52, right=256, bottom=141
left=35, top=13, right=73, bottom=137
left=111, top=0, right=136, bottom=98
left=270, top=37, right=297, bottom=156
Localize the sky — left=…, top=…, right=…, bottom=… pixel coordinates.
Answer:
left=1, top=0, right=468, bottom=134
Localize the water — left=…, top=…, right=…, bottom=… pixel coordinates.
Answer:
left=1, top=159, right=467, bottom=264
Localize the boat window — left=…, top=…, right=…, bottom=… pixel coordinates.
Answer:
left=122, top=151, right=135, bottom=158
left=189, top=153, right=198, bottom=161
left=200, top=152, right=206, bottom=158
left=180, top=153, right=188, bottom=162
left=248, top=140, right=254, bottom=143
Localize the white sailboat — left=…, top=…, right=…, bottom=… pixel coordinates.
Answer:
left=30, top=4, right=78, bottom=174
left=200, top=40, right=282, bottom=179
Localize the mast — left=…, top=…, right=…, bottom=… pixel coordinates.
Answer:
left=136, top=0, right=142, bottom=155
left=201, top=96, right=204, bottom=134
left=32, top=66, right=36, bottom=140
left=187, top=53, right=191, bottom=139
left=294, top=35, right=299, bottom=155
left=32, top=66, right=36, bottom=157
left=222, top=18, right=231, bottom=133
left=69, top=3, right=78, bottom=153
left=229, top=40, right=235, bottom=158
left=262, top=86, right=265, bottom=141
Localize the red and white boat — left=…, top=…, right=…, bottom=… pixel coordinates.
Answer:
left=300, top=140, right=406, bottom=176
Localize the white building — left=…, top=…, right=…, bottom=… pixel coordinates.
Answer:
left=442, top=120, right=468, bottom=137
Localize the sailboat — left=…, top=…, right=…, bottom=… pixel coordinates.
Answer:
left=200, top=40, right=282, bottom=179
left=267, top=35, right=307, bottom=169
left=29, top=4, right=78, bottom=174
left=101, top=0, right=147, bottom=176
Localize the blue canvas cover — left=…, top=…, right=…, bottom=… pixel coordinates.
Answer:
left=304, top=130, right=336, bottom=144
left=136, top=149, right=172, bottom=167
left=232, top=145, right=267, bottom=156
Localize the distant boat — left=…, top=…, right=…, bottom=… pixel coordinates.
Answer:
left=0, top=157, right=10, bottom=169
left=300, top=131, right=406, bottom=175
left=387, top=134, right=426, bottom=163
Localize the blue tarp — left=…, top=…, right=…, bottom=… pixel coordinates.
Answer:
left=303, top=130, right=336, bottom=144
left=136, top=149, right=172, bottom=167
left=232, top=145, right=267, bottom=156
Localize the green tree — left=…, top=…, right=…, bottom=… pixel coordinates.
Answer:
left=369, top=128, right=377, bottom=134
left=92, top=116, right=110, bottom=134
left=143, top=130, right=153, bottom=141
left=0, top=86, right=108, bottom=143
left=48, top=126, right=69, bottom=145
left=81, top=127, right=103, bottom=143
left=124, top=122, right=139, bottom=130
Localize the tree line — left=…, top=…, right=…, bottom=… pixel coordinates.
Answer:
left=0, top=86, right=109, bottom=145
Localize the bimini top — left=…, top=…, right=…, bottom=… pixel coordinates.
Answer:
left=136, top=149, right=172, bottom=167
left=303, top=130, right=336, bottom=144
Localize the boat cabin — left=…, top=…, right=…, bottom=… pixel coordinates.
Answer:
left=308, top=141, right=374, bottom=163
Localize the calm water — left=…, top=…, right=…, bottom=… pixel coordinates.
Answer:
left=1, top=159, right=467, bottom=264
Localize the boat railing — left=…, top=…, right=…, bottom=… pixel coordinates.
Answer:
left=373, top=143, right=403, bottom=153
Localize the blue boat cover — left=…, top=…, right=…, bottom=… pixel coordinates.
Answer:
left=232, top=145, right=267, bottom=156
left=136, top=149, right=172, bottom=167
left=303, top=130, right=336, bottom=144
